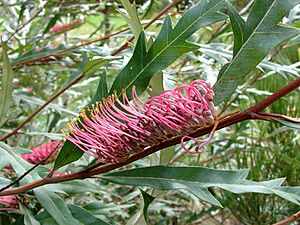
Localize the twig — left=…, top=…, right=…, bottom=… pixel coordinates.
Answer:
left=5, top=5, right=45, bottom=42
left=13, top=27, right=129, bottom=67
left=0, top=140, right=62, bottom=192
left=0, top=0, right=180, bottom=142
left=205, top=21, right=227, bottom=44
left=0, top=76, right=299, bottom=196
left=273, top=211, right=300, bottom=225
left=13, top=0, right=181, bottom=66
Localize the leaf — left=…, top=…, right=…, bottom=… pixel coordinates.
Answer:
left=103, top=166, right=300, bottom=206
left=34, top=189, right=79, bottom=225
left=213, top=0, right=300, bottom=105
left=54, top=61, right=113, bottom=169
left=0, top=40, right=14, bottom=127
left=17, top=3, right=27, bottom=24
left=90, top=72, right=108, bottom=106
left=83, top=57, right=117, bottom=75
left=149, top=72, right=175, bottom=165
left=149, top=71, right=164, bottom=97
left=13, top=93, right=77, bottom=115
left=0, top=177, right=11, bottom=188
left=139, top=189, right=155, bottom=222
left=19, top=204, right=41, bottom=225
left=83, top=201, right=134, bottom=215
left=271, top=117, right=300, bottom=129
left=68, top=204, right=111, bottom=225
left=12, top=44, right=66, bottom=65
left=43, top=14, right=60, bottom=34
left=53, top=139, right=83, bottom=169
left=46, top=180, right=106, bottom=195
left=103, top=166, right=249, bottom=206
left=110, top=0, right=227, bottom=99
left=226, top=2, right=245, bottom=56
left=0, top=142, right=78, bottom=225
left=119, top=0, right=143, bottom=40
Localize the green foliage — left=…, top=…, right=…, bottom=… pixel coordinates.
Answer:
left=0, top=142, right=78, bottom=225
left=103, top=166, right=300, bottom=207
left=0, top=41, right=14, bottom=127
left=67, top=204, right=110, bottom=225
left=54, top=62, right=110, bottom=169
left=140, top=189, right=155, bottom=222
left=0, top=0, right=300, bottom=224
left=110, top=0, right=227, bottom=99
left=213, top=0, right=300, bottom=105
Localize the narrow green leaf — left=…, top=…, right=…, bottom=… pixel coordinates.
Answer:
left=43, top=14, right=60, bottom=34
left=17, top=3, right=26, bottom=24
left=12, top=44, right=66, bottom=65
left=226, top=2, right=246, bottom=56
left=159, top=146, right=175, bottom=165
left=90, top=72, right=108, bottom=106
left=19, top=204, right=41, bottom=225
left=83, top=57, right=117, bottom=75
left=271, top=117, right=300, bottom=129
left=54, top=140, right=83, bottom=169
left=213, top=0, right=300, bottom=105
left=0, top=177, right=11, bottom=188
left=68, top=204, right=110, bottom=225
left=139, top=189, right=155, bottom=222
left=275, top=186, right=300, bottom=202
left=110, top=0, right=227, bottom=99
left=34, top=188, right=79, bottom=225
left=13, top=93, right=77, bottom=115
left=0, top=143, right=78, bottom=225
left=119, top=0, right=143, bottom=40
left=103, top=166, right=300, bottom=206
left=0, top=40, right=14, bottom=127
left=55, top=61, right=111, bottom=169
left=103, top=166, right=249, bottom=206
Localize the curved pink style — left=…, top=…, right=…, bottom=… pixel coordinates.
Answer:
left=63, top=80, right=217, bottom=164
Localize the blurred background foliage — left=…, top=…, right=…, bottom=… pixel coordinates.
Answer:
left=0, top=0, right=299, bottom=224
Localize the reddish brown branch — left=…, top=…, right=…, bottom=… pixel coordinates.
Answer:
left=273, top=211, right=300, bottom=225
left=0, top=76, right=299, bottom=196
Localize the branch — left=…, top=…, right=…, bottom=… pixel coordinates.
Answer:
left=273, top=211, right=300, bottom=225
left=5, top=3, right=46, bottom=42
left=12, top=27, right=129, bottom=67
left=1, top=76, right=299, bottom=196
left=0, top=140, right=62, bottom=192
left=0, top=0, right=180, bottom=142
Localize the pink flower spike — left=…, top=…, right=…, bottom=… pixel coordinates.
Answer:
left=21, top=140, right=61, bottom=164
left=63, top=80, right=218, bottom=164
left=0, top=196, right=18, bottom=210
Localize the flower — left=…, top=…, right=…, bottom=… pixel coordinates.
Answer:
left=50, top=20, right=83, bottom=33
left=0, top=196, right=18, bottom=210
left=63, top=80, right=217, bottom=164
left=21, top=141, right=61, bottom=164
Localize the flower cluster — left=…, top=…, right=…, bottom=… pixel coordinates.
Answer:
left=21, top=140, right=61, bottom=164
left=50, top=20, right=83, bottom=33
left=0, top=196, right=18, bottom=210
left=64, top=80, right=217, bottom=164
